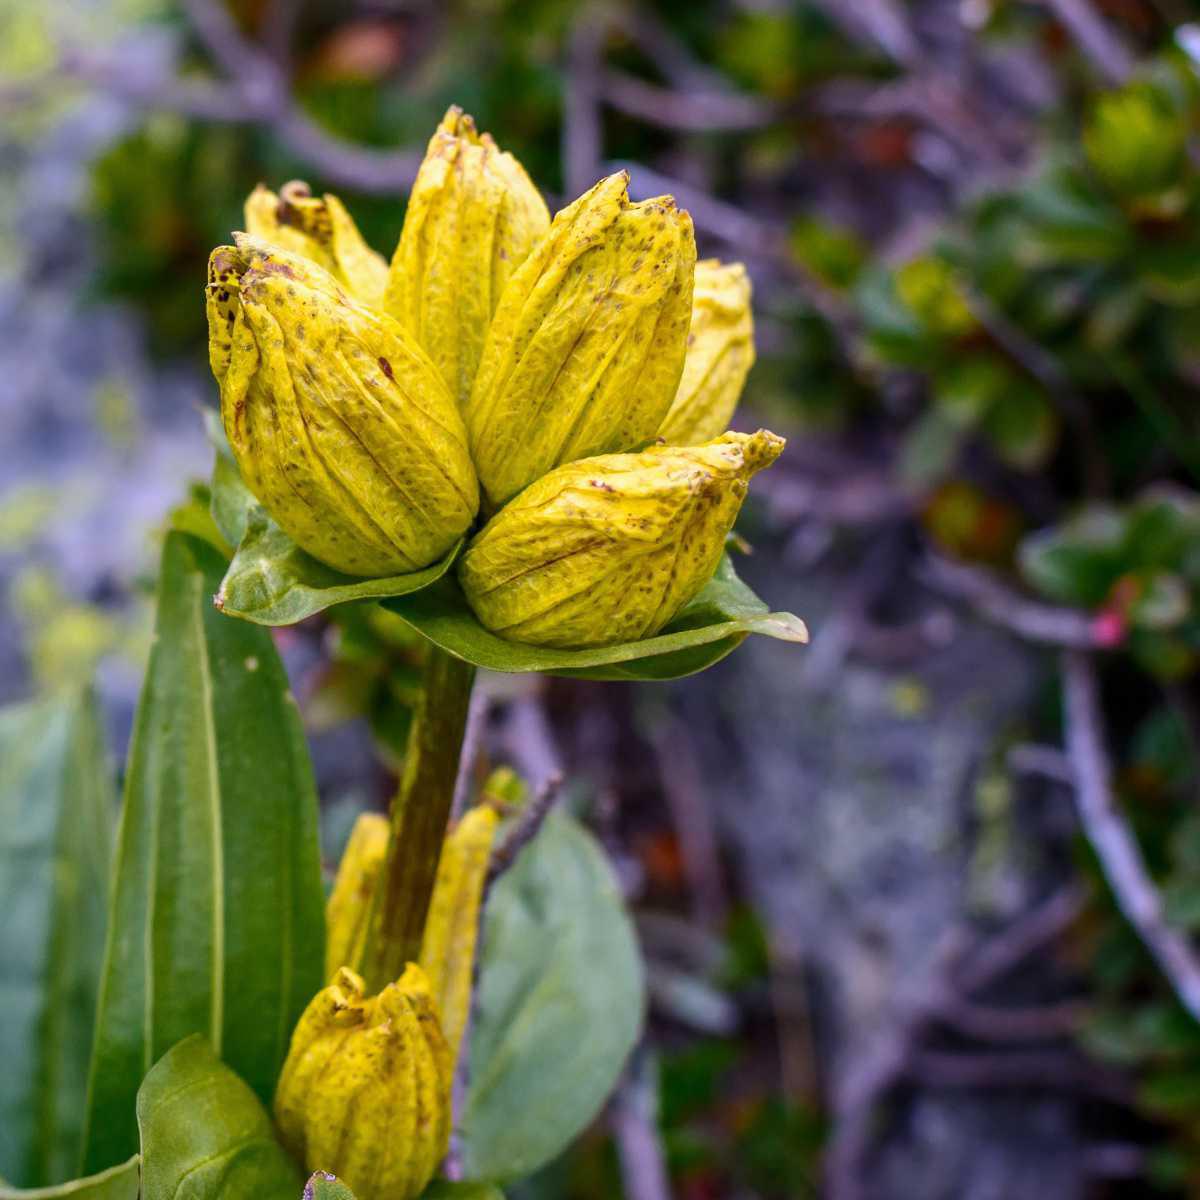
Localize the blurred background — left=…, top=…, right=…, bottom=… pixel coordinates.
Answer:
left=8, top=0, right=1200, bottom=1195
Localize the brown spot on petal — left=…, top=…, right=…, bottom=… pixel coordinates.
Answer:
left=378, top=356, right=394, bottom=381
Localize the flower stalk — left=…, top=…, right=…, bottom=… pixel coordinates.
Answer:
left=359, top=647, right=476, bottom=993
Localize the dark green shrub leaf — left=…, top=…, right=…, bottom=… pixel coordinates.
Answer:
left=137, top=1037, right=299, bottom=1200
left=0, top=1157, right=138, bottom=1200
left=384, top=556, right=806, bottom=681
left=898, top=410, right=963, bottom=487
left=1138, top=1066, right=1200, bottom=1116
left=462, top=811, right=643, bottom=1181
left=81, top=533, right=324, bottom=1172
left=1018, top=509, right=1127, bottom=606
left=981, top=381, right=1058, bottom=470
left=0, top=690, right=113, bottom=1187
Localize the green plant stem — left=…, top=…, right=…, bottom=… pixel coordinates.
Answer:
left=360, top=647, right=475, bottom=992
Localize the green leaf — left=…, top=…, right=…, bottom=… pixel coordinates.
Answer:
left=422, top=1183, right=504, bottom=1200
left=384, top=556, right=807, bottom=682
left=203, top=410, right=254, bottom=553
left=297, top=1175, right=500, bottom=1200
left=216, top=507, right=463, bottom=626
left=0, top=1158, right=138, bottom=1200
left=0, top=689, right=113, bottom=1187
left=898, top=409, right=962, bottom=487
left=1139, top=1066, right=1200, bottom=1116
left=462, top=810, right=644, bottom=1181
left=136, top=1036, right=299, bottom=1200
left=81, top=533, right=324, bottom=1173
left=303, top=1174, right=357, bottom=1200
left=1018, top=509, right=1127, bottom=606
left=981, top=380, right=1058, bottom=470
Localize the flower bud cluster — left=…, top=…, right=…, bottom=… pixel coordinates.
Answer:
left=206, top=105, right=782, bottom=647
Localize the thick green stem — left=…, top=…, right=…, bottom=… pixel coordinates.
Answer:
left=360, top=647, right=475, bottom=992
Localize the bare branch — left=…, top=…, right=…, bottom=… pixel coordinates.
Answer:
left=1063, top=650, right=1200, bottom=1023
left=908, top=1048, right=1132, bottom=1104
left=824, top=930, right=968, bottom=1200
left=44, top=0, right=423, bottom=195
left=649, top=716, right=727, bottom=927
left=601, top=69, right=776, bottom=132
left=272, top=109, right=421, bottom=192
left=563, top=10, right=606, bottom=198
left=807, top=0, right=922, bottom=69
left=179, top=0, right=284, bottom=106
left=55, top=48, right=253, bottom=121
left=611, top=1046, right=671, bottom=1200
left=1082, top=1143, right=1146, bottom=1179
left=1007, top=742, right=1075, bottom=785
left=921, top=554, right=1097, bottom=648
left=484, top=771, right=564, bottom=891
left=954, top=886, right=1086, bottom=995
left=1043, top=0, right=1136, bottom=86
left=607, top=7, right=718, bottom=91
left=451, top=687, right=492, bottom=822
left=938, top=997, right=1088, bottom=1040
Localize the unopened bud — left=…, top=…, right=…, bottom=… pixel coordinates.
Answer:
left=459, top=429, right=785, bottom=647
left=419, top=802, right=500, bottom=1061
left=206, top=235, right=478, bottom=576
left=325, top=813, right=388, bottom=981
left=385, top=107, right=549, bottom=410
left=468, top=172, right=697, bottom=511
left=244, top=182, right=388, bottom=309
left=275, top=965, right=452, bottom=1200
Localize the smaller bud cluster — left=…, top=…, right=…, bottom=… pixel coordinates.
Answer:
left=274, top=965, right=452, bottom=1200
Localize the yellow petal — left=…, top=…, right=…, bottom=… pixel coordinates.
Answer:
left=658, top=260, right=755, bottom=445
left=418, top=803, right=499, bottom=1060
left=467, top=172, right=697, bottom=511
left=325, top=813, right=389, bottom=980
left=385, top=106, right=549, bottom=411
left=242, top=182, right=388, bottom=308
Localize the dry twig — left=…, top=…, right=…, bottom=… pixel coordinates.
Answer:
left=922, top=555, right=1096, bottom=648
left=601, top=69, right=777, bottom=131
left=1062, top=650, right=1200, bottom=1022
left=1044, top=0, right=1136, bottom=85
left=953, top=885, right=1086, bottom=994
left=451, top=687, right=492, bottom=822
left=611, top=1046, right=671, bottom=1200
left=649, top=716, right=727, bottom=927
left=483, top=771, right=565, bottom=892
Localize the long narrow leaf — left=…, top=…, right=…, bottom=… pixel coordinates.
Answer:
left=0, top=689, right=113, bottom=1187
left=81, top=533, right=324, bottom=1173
left=0, top=1158, right=138, bottom=1200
